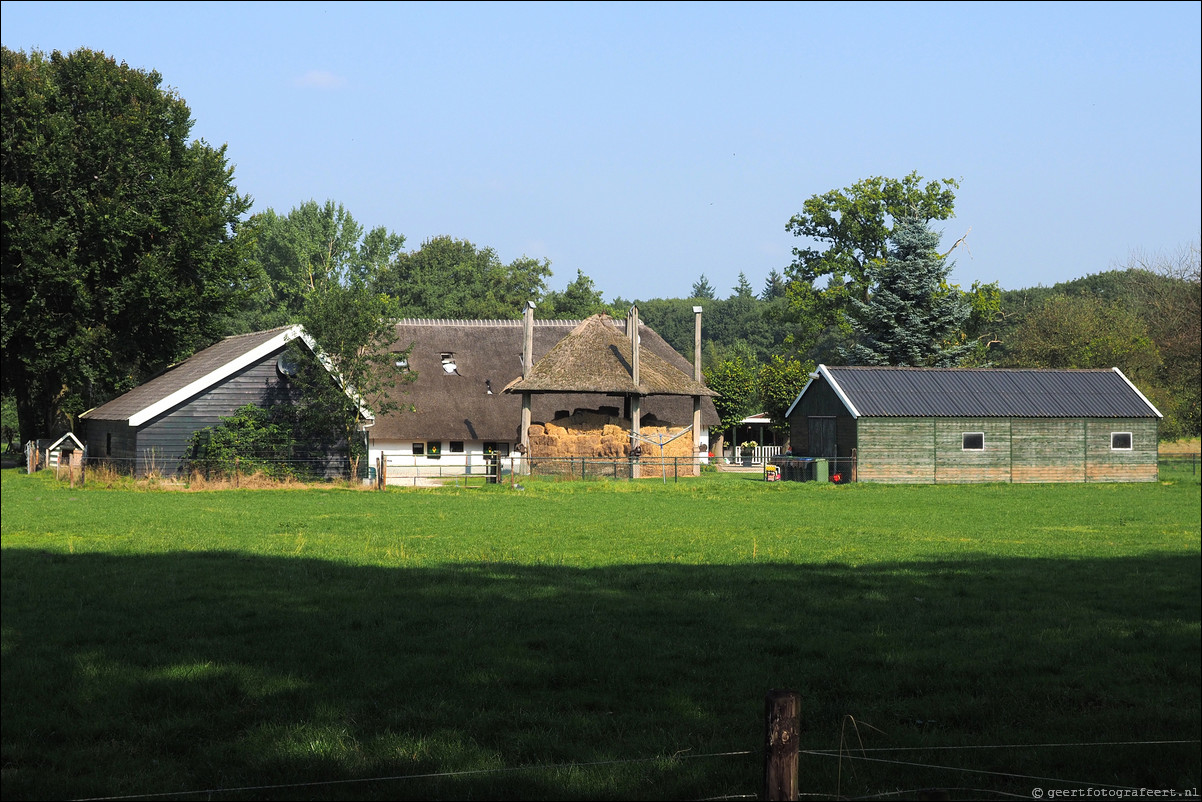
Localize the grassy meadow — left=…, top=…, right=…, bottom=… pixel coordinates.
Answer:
left=2, top=466, right=1199, bottom=800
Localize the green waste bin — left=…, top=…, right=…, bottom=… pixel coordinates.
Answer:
left=814, top=458, right=829, bottom=483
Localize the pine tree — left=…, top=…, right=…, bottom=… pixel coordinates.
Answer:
left=844, top=217, right=972, bottom=367
left=733, top=272, right=755, bottom=298
left=762, top=269, right=786, bottom=301
left=691, top=274, right=716, bottom=299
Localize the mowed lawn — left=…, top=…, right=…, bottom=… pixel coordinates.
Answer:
left=2, top=467, right=1199, bottom=801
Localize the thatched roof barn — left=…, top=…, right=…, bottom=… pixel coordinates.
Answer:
left=502, top=314, right=715, bottom=398
left=367, top=317, right=718, bottom=447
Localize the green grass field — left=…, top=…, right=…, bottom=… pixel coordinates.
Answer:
left=2, top=467, right=1199, bottom=800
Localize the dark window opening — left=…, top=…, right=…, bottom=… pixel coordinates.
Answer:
left=962, top=432, right=984, bottom=451
left=450, top=441, right=465, bottom=453
left=412, top=442, right=424, bottom=456
left=1111, top=432, right=1132, bottom=450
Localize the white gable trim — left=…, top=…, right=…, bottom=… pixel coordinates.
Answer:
left=127, top=327, right=318, bottom=427
left=784, top=364, right=861, bottom=420
left=784, top=375, right=817, bottom=420
left=48, top=431, right=85, bottom=452
left=1112, top=367, right=1164, bottom=419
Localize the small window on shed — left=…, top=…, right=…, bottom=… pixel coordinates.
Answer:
left=962, top=432, right=984, bottom=451
left=449, top=441, right=465, bottom=453
left=106, top=432, right=112, bottom=457
left=1111, top=432, right=1133, bottom=451
left=412, top=442, right=424, bottom=456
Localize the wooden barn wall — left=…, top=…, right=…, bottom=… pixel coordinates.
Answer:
left=135, top=351, right=300, bottom=475
left=80, top=420, right=138, bottom=469
left=934, top=419, right=1013, bottom=484
left=856, top=416, right=1158, bottom=484
left=1009, top=418, right=1087, bottom=483
left=856, top=418, right=936, bottom=483
left=1084, top=418, right=1158, bottom=482
left=787, top=378, right=856, bottom=459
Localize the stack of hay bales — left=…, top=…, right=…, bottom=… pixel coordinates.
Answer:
left=528, top=411, right=630, bottom=459
left=527, top=410, right=696, bottom=476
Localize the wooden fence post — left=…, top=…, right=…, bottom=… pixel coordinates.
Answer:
left=764, top=689, right=800, bottom=801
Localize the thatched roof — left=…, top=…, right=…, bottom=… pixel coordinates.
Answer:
left=367, top=318, right=719, bottom=443
left=503, top=314, right=716, bottom=397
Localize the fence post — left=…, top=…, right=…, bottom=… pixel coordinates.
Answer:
left=764, top=689, right=800, bottom=801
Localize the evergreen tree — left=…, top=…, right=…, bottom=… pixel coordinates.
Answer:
left=733, top=272, right=755, bottom=299
left=690, top=274, right=716, bottom=300
left=762, top=269, right=786, bottom=301
left=844, top=217, right=972, bottom=367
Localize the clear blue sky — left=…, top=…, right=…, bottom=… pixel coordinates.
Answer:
left=3, top=1, right=1199, bottom=301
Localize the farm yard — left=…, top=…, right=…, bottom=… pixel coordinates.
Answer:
left=1, top=465, right=1199, bottom=800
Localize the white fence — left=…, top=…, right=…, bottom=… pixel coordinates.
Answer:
left=724, top=445, right=781, bottom=465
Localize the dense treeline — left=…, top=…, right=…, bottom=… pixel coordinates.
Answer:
left=2, top=47, right=1198, bottom=448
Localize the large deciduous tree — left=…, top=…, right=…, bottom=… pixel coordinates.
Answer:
left=703, top=356, right=758, bottom=450
left=1, top=47, right=253, bottom=445
left=249, top=200, right=408, bottom=476
left=756, top=354, right=813, bottom=435
left=374, top=235, right=550, bottom=319
left=783, top=172, right=959, bottom=357
left=1005, top=295, right=1162, bottom=384
left=539, top=270, right=612, bottom=319
left=844, top=217, right=973, bottom=367
left=236, top=200, right=406, bottom=330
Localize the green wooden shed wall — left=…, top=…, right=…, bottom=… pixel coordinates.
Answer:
left=785, top=366, right=1161, bottom=484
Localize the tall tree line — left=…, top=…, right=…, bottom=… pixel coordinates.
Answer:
left=3, top=47, right=1196, bottom=445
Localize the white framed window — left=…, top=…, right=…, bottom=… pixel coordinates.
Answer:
left=1111, top=432, right=1133, bottom=451
left=962, top=432, right=984, bottom=451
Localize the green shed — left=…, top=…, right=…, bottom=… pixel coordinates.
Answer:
left=784, top=366, right=1162, bottom=483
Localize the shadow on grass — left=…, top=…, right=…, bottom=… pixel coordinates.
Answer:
left=2, top=551, right=1199, bottom=800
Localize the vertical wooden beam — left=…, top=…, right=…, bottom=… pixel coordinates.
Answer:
left=764, top=689, right=800, bottom=801
left=520, top=301, right=535, bottom=468
left=628, top=305, right=641, bottom=477
left=693, top=305, right=703, bottom=473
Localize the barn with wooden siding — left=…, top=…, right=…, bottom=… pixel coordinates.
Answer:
left=785, top=365, right=1162, bottom=483
left=78, top=326, right=349, bottom=476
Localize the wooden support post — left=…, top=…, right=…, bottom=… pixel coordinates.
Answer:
left=764, top=689, right=800, bottom=801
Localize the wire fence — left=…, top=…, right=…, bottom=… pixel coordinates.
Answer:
left=14, top=444, right=1201, bottom=486
left=68, top=738, right=1200, bottom=801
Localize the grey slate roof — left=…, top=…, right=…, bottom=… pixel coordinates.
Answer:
left=818, top=365, right=1162, bottom=418
left=80, top=326, right=298, bottom=422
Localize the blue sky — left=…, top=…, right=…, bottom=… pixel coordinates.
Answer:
left=3, top=1, right=1199, bottom=301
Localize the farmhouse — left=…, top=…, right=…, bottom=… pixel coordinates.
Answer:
left=785, top=364, right=1162, bottom=483
left=369, top=313, right=719, bottom=480
left=78, top=326, right=353, bottom=476
left=78, top=315, right=719, bottom=479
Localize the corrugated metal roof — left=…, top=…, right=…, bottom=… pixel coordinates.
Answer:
left=823, top=366, right=1161, bottom=418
